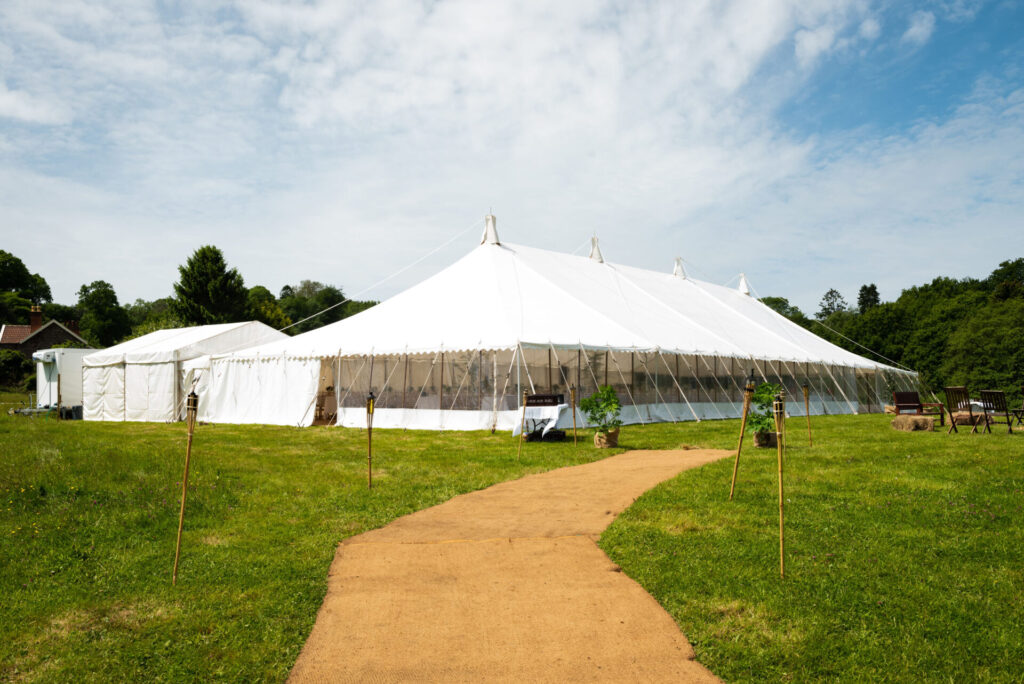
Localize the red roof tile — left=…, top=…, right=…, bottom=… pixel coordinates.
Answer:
left=0, top=324, right=32, bottom=344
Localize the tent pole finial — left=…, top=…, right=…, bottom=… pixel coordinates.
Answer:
left=481, top=214, right=500, bottom=245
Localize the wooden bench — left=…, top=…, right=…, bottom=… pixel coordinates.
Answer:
left=892, top=391, right=945, bottom=427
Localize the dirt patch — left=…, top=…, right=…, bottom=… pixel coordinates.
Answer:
left=290, top=448, right=730, bottom=683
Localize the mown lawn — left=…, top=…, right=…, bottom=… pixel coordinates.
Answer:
left=0, top=393, right=694, bottom=682
left=600, top=413, right=1024, bottom=682
left=4, top=393, right=1023, bottom=682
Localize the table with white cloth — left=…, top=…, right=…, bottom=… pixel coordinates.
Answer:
left=511, top=403, right=570, bottom=437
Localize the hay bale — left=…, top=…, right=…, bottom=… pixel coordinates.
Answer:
left=884, top=405, right=897, bottom=415
left=953, top=411, right=982, bottom=426
left=891, top=414, right=934, bottom=431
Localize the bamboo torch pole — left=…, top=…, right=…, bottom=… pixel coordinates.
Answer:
left=517, top=390, right=528, bottom=460
left=172, top=391, right=198, bottom=586
left=366, top=392, right=374, bottom=490
left=774, top=391, right=786, bottom=579
left=570, top=385, right=578, bottom=447
left=729, top=374, right=756, bottom=501
left=802, top=382, right=812, bottom=446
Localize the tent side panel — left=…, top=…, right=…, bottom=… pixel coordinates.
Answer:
left=83, top=365, right=125, bottom=421
left=205, top=357, right=320, bottom=426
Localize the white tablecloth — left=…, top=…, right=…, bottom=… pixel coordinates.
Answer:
left=512, top=403, right=569, bottom=437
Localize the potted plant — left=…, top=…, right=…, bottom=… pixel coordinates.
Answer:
left=580, top=385, right=623, bottom=448
left=748, top=382, right=783, bottom=447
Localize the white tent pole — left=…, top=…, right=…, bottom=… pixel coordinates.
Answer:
left=337, top=355, right=369, bottom=409
left=638, top=351, right=678, bottom=423
left=680, top=354, right=719, bottom=418
left=493, top=349, right=517, bottom=432
left=657, top=351, right=700, bottom=421
left=519, top=343, right=536, bottom=394
left=491, top=351, right=499, bottom=430
left=609, top=349, right=645, bottom=425
left=335, top=351, right=342, bottom=426
left=822, top=363, right=857, bottom=414
left=447, top=351, right=472, bottom=411
left=516, top=344, right=521, bottom=408
left=696, top=355, right=731, bottom=419
left=411, top=351, right=439, bottom=412
left=377, top=355, right=402, bottom=406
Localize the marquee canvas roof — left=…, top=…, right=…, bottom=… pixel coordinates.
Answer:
left=84, top=321, right=286, bottom=367
left=219, top=239, right=890, bottom=370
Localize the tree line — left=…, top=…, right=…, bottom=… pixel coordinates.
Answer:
left=0, top=246, right=376, bottom=348
left=761, top=258, right=1024, bottom=402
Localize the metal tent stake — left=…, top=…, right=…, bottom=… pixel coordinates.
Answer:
left=773, top=391, right=786, bottom=579
left=729, top=376, right=756, bottom=500
left=366, top=392, right=374, bottom=490
left=172, top=391, right=198, bottom=586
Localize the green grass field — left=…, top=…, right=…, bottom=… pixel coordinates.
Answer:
left=0, top=394, right=685, bottom=682
left=601, top=414, right=1024, bottom=682
left=3, top=392, right=1022, bottom=682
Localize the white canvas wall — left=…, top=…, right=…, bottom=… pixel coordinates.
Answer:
left=83, top=364, right=125, bottom=421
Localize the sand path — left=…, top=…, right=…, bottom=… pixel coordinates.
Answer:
left=289, top=448, right=730, bottom=683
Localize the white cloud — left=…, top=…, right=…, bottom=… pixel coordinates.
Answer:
left=858, top=17, right=881, bottom=40
left=901, top=10, right=936, bottom=46
left=0, top=82, right=71, bottom=124
left=795, top=25, right=838, bottom=66
left=0, top=0, right=1018, bottom=317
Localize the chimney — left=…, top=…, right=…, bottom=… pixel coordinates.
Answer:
left=65, top=320, right=79, bottom=334
left=30, top=305, right=43, bottom=332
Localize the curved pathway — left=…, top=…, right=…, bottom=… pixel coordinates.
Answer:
left=290, top=448, right=730, bottom=683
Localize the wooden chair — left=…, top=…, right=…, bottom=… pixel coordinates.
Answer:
left=943, top=387, right=982, bottom=434
left=979, top=390, right=1013, bottom=434
left=892, top=391, right=945, bottom=427
left=1012, top=385, right=1024, bottom=427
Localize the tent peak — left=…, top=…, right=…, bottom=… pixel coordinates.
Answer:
left=673, top=257, right=686, bottom=279
left=589, top=236, right=604, bottom=263
left=481, top=214, right=500, bottom=245
left=738, top=273, right=751, bottom=296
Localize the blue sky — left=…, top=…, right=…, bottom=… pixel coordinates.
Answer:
left=1, top=0, right=1022, bottom=315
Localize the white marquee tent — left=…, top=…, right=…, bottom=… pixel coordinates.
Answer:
left=202, top=216, right=918, bottom=430
left=33, top=347, right=93, bottom=410
left=83, top=321, right=287, bottom=422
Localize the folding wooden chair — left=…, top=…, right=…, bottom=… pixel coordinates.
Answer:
left=943, top=387, right=982, bottom=434
left=1012, top=385, right=1024, bottom=427
left=980, top=390, right=1013, bottom=434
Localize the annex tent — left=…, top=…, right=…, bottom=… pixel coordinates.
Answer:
left=33, top=347, right=93, bottom=410
left=83, top=322, right=287, bottom=422
left=204, top=216, right=919, bottom=430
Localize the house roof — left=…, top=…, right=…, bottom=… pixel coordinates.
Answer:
left=0, top=320, right=89, bottom=347
left=0, top=324, right=32, bottom=344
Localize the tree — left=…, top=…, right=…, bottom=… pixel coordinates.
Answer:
left=77, top=281, right=131, bottom=346
left=0, top=250, right=51, bottom=319
left=857, top=284, right=880, bottom=313
left=247, top=286, right=291, bottom=330
left=760, top=296, right=811, bottom=328
left=124, top=297, right=184, bottom=340
left=988, top=258, right=1024, bottom=301
left=816, top=288, right=848, bottom=320
left=0, top=349, right=32, bottom=388
left=172, top=246, right=248, bottom=325
left=279, top=280, right=347, bottom=334
left=0, top=250, right=33, bottom=293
